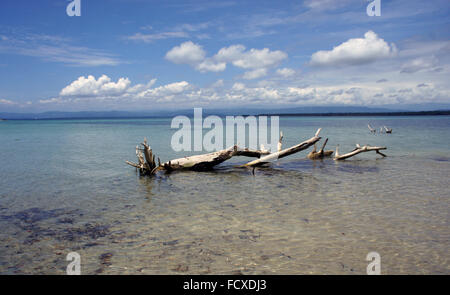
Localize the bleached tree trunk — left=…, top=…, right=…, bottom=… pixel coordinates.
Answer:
left=126, top=142, right=270, bottom=174
left=126, top=129, right=323, bottom=174
left=160, top=146, right=270, bottom=171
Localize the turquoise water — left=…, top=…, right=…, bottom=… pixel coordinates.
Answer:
left=0, top=116, right=449, bottom=274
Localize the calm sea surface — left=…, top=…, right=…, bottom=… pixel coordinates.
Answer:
left=0, top=116, right=449, bottom=274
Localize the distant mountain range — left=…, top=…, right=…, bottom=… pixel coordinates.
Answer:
left=1, top=106, right=449, bottom=120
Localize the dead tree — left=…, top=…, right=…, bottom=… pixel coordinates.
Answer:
left=334, top=144, right=387, bottom=160
left=126, top=140, right=270, bottom=174
left=307, top=138, right=333, bottom=160
left=127, top=129, right=322, bottom=174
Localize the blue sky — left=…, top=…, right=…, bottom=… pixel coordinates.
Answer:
left=0, top=0, right=449, bottom=112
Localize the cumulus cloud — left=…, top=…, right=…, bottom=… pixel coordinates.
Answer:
left=216, top=46, right=287, bottom=69
left=60, top=75, right=131, bottom=97
left=165, top=41, right=287, bottom=76
left=50, top=74, right=193, bottom=105
left=310, top=31, right=397, bottom=67
left=165, top=41, right=206, bottom=65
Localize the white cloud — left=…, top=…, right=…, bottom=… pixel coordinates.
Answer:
left=165, top=41, right=206, bottom=66
left=196, top=58, right=227, bottom=72
left=58, top=75, right=193, bottom=103
left=310, top=31, right=397, bottom=67
left=220, top=46, right=287, bottom=69
left=155, top=81, right=190, bottom=95
left=166, top=42, right=287, bottom=75
left=214, top=45, right=246, bottom=62
left=127, top=79, right=157, bottom=93
left=276, top=67, right=295, bottom=77
left=60, top=75, right=131, bottom=97
left=243, top=68, right=268, bottom=80
left=228, top=83, right=280, bottom=101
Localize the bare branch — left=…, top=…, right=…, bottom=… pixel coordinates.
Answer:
left=334, top=144, right=387, bottom=160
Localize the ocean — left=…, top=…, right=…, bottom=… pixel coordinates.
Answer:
left=0, top=115, right=449, bottom=274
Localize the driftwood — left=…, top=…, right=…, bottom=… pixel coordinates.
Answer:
left=127, top=129, right=323, bottom=174
left=334, top=144, right=387, bottom=160
left=369, top=124, right=392, bottom=134
left=307, top=138, right=333, bottom=160
left=127, top=129, right=388, bottom=174
left=242, top=128, right=322, bottom=167
left=384, top=126, right=392, bottom=133
left=125, top=138, right=159, bottom=174
left=126, top=139, right=270, bottom=174
left=158, top=146, right=270, bottom=172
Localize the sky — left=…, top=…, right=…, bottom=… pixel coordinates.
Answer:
left=0, top=0, right=449, bottom=112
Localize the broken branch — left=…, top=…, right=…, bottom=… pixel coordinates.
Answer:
left=243, top=128, right=322, bottom=167
left=334, top=144, right=387, bottom=160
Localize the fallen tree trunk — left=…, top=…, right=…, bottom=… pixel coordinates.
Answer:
left=334, top=144, right=387, bottom=160
left=160, top=146, right=270, bottom=171
left=126, top=141, right=270, bottom=174
left=307, top=138, right=334, bottom=160
left=242, top=128, right=322, bottom=167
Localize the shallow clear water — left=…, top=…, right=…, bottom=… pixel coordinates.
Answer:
left=0, top=116, right=449, bottom=274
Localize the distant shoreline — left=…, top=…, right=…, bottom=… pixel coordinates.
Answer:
left=257, top=110, right=450, bottom=117
left=0, top=110, right=449, bottom=120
